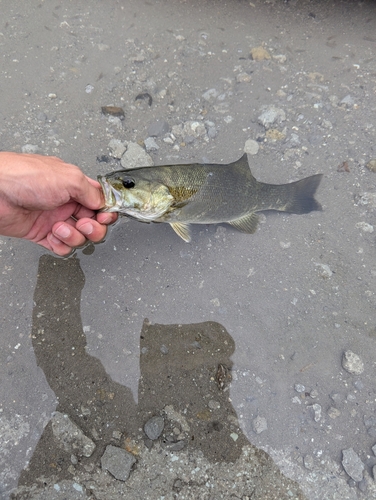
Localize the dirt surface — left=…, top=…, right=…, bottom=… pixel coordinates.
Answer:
left=1, top=1, right=376, bottom=499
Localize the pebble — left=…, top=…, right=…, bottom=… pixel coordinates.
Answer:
left=294, top=383, right=305, bottom=393
left=205, top=120, right=217, bottom=139
left=327, top=407, right=341, bottom=419
left=120, top=142, right=153, bottom=169
left=309, top=403, right=322, bottom=422
left=252, top=416, right=267, bottom=434
left=356, top=221, right=374, bottom=233
left=372, top=444, right=376, bottom=456
left=366, top=159, right=376, bottom=172
left=342, top=350, right=364, bottom=375
left=108, top=139, right=127, bottom=159
left=342, top=447, right=364, bottom=482
left=244, top=139, right=259, bottom=155
left=144, top=137, right=159, bottom=152
left=144, top=416, right=165, bottom=440
left=101, top=106, right=125, bottom=118
left=250, top=46, right=271, bottom=61
left=51, top=411, right=96, bottom=457
left=101, top=445, right=136, bottom=482
left=21, top=144, right=39, bottom=154
left=202, top=88, right=219, bottom=101
left=147, top=119, right=170, bottom=137
left=258, top=105, right=286, bottom=129
left=358, top=192, right=376, bottom=208
left=340, top=95, right=355, bottom=108
left=315, top=262, right=333, bottom=278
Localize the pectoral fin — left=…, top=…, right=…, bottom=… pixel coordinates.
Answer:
left=228, top=213, right=259, bottom=234
left=170, top=222, right=191, bottom=242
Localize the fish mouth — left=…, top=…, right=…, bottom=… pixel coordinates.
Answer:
left=97, top=176, right=122, bottom=212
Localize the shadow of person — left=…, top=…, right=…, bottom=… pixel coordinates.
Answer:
left=15, top=254, right=303, bottom=499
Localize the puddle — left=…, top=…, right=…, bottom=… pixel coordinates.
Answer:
left=12, top=254, right=304, bottom=499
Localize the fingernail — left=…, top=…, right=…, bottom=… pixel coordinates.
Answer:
left=79, top=221, right=94, bottom=236
left=100, top=214, right=113, bottom=224
left=54, top=225, right=71, bottom=239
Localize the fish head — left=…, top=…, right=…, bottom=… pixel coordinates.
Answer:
left=98, top=170, right=174, bottom=222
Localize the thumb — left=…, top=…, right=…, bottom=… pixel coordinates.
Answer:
left=71, top=177, right=105, bottom=210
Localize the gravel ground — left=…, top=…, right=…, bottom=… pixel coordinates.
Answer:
left=1, top=1, right=376, bottom=499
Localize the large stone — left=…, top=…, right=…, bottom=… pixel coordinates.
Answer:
left=101, top=445, right=136, bottom=481
left=51, top=412, right=95, bottom=457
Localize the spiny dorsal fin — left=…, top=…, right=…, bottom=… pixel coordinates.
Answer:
left=228, top=213, right=259, bottom=234
left=170, top=222, right=191, bottom=242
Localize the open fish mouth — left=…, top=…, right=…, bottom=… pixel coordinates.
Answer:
left=97, top=176, right=122, bottom=212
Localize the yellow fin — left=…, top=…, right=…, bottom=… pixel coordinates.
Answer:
left=228, top=213, right=259, bottom=234
left=170, top=222, right=191, bottom=242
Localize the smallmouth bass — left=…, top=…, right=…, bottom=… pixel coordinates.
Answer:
left=98, top=154, right=322, bottom=242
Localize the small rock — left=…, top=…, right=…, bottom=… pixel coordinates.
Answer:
left=21, top=144, right=39, bottom=154
left=101, top=445, right=136, bottom=482
left=244, top=139, right=259, bottom=155
left=101, top=106, right=125, bottom=118
left=162, top=440, right=186, bottom=452
left=328, top=407, right=341, bottom=419
left=147, top=119, right=170, bottom=137
left=144, top=416, right=164, bottom=440
left=273, top=54, right=287, bottom=64
left=303, top=455, right=315, bottom=470
left=250, top=46, right=271, bottom=61
left=236, top=72, right=252, bottom=83
left=51, top=411, right=96, bottom=457
left=120, top=142, right=153, bottom=169
left=358, top=477, right=368, bottom=492
left=356, top=221, right=374, bottom=233
left=202, top=88, right=219, bottom=101
left=340, top=95, right=355, bottom=108
left=85, top=84, right=94, bottom=94
left=294, top=383, right=305, bottom=393
left=108, top=139, right=127, bottom=159
left=358, top=192, right=376, bottom=208
left=315, top=262, right=333, bottom=278
left=252, top=416, right=267, bottom=434
left=144, top=137, right=159, bottom=152
left=342, top=448, right=364, bottom=482
left=372, top=444, right=376, bottom=456
left=258, top=105, right=286, bottom=129
left=309, top=403, right=322, bottom=422
left=366, top=159, right=376, bottom=173
left=373, top=465, right=376, bottom=480
left=205, top=121, right=217, bottom=139
left=342, top=350, right=364, bottom=375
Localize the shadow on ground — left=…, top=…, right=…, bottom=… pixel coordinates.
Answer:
left=12, top=255, right=304, bottom=499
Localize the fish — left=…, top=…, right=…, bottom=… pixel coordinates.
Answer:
left=98, top=154, right=322, bottom=242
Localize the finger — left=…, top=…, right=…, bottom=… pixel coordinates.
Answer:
left=52, top=221, right=87, bottom=248
left=40, top=233, right=75, bottom=257
left=75, top=218, right=108, bottom=243
left=96, top=212, right=118, bottom=225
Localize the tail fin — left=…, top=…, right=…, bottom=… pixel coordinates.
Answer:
left=284, top=174, right=323, bottom=214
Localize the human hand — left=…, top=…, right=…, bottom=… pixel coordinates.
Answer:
left=0, top=152, right=118, bottom=256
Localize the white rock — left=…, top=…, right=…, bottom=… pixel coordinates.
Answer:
left=342, top=350, right=364, bottom=375
left=120, top=142, right=153, bottom=169
left=244, top=139, right=259, bottom=155
left=252, top=416, right=267, bottom=434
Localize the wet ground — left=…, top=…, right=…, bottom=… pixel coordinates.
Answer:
left=1, top=0, right=376, bottom=498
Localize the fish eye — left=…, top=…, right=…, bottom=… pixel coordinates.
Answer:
left=121, top=177, right=135, bottom=189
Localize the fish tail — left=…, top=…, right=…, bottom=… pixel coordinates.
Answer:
left=282, top=174, right=323, bottom=214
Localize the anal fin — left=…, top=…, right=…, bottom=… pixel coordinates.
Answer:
left=228, top=213, right=259, bottom=234
left=170, top=222, right=191, bottom=242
